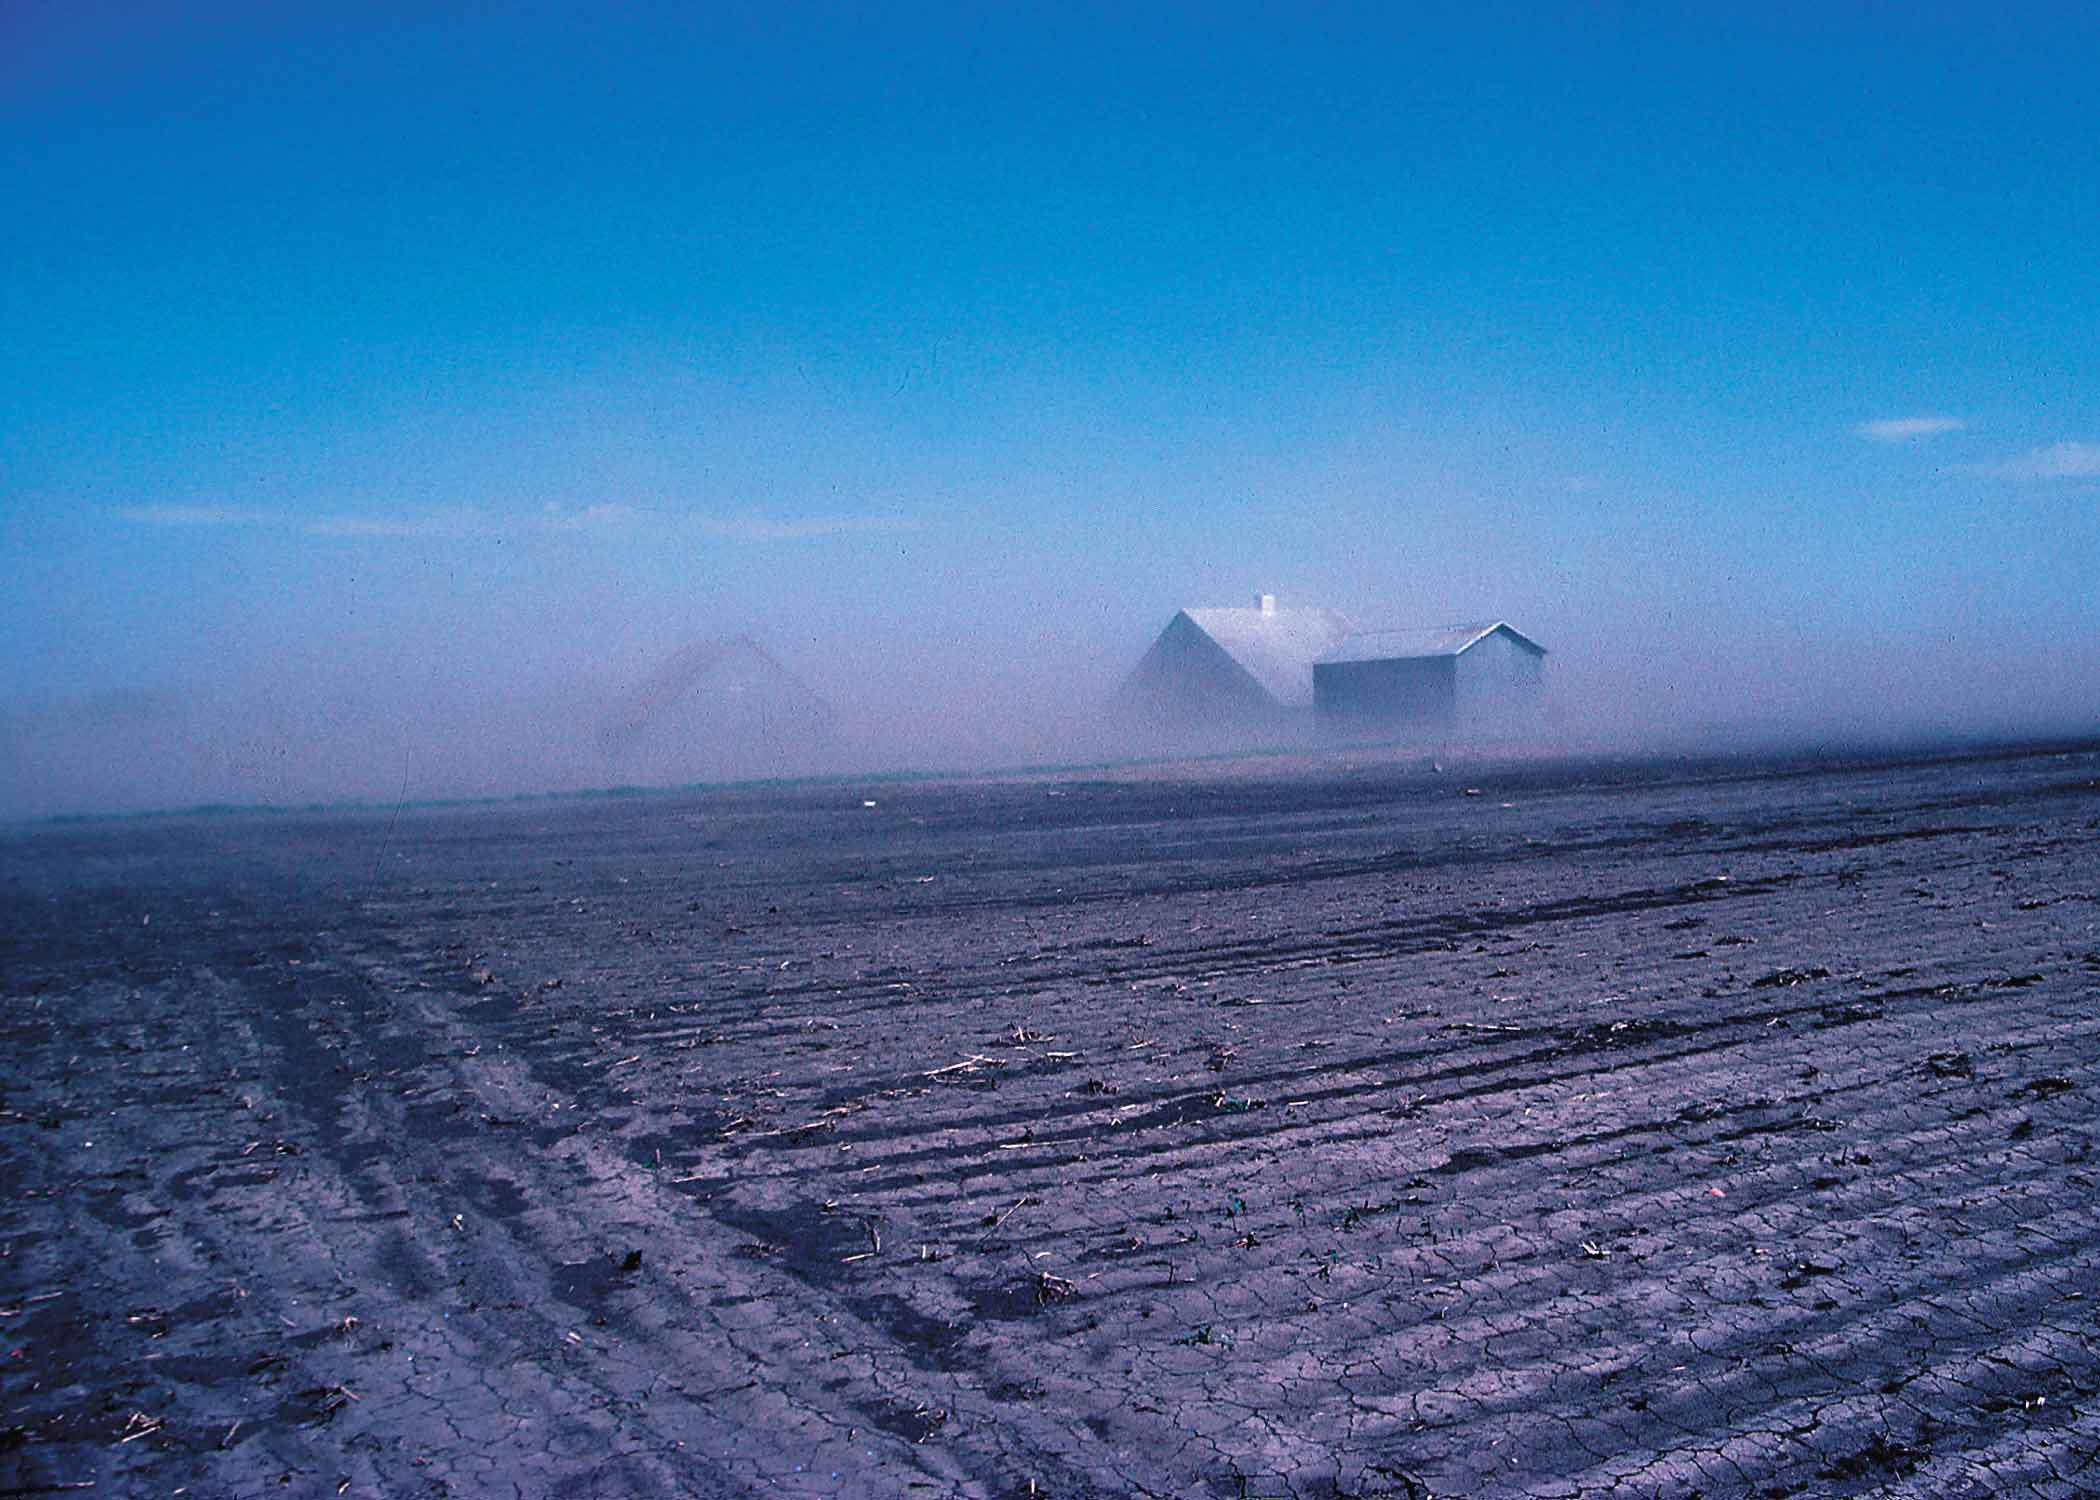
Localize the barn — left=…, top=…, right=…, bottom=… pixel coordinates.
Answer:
left=597, top=637, right=834, bottom=778
left=1314, top=622, right=1547, bottom=730
left=1118, top=596, right=1357, bottom=728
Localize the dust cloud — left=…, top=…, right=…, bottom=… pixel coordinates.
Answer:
left=4, top=580, right=2095, bottom=822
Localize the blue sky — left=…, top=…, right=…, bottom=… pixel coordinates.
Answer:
left=4, top=2, right=2098, bottom=789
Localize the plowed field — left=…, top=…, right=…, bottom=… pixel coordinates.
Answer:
left=5, top=742, right=2098, bottom=1498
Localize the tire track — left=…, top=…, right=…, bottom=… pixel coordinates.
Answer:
left=6, top=742, right=2098, bottom=1497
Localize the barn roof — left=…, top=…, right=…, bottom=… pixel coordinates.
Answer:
left=1318, top=621, right=1547, bottom=666
left=598, top=636, right=833, bottom=750
left=1182, top=606, right=1358, bottom=707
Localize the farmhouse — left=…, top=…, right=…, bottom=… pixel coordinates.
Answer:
left=1314, top=621, right=1546, bottom=730
left=598, top=636, right=834, bottom=776
left=1123, top=599, right=1547, bottom=736
left=1118, top=595, right=1357, bottom=727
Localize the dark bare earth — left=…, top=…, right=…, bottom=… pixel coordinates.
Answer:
left=4, top=742, right=2099, bottom=1499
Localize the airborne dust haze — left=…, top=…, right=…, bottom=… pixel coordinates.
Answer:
left=5, top=544, right=2097, bottom=821
left=4, top=6, right=2098, bottom=819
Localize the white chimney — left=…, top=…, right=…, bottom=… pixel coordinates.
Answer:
left=1257, top=593, right=1277, bottom=616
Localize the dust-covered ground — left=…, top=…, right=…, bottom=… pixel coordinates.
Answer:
left=4, top=740, right=2099, bottom=1499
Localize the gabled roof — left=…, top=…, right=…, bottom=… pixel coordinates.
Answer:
left=598, top=636, right=832, bottom=751
left=1181, top=606, right=1358, bottom=708
left=1318, top=621, right=1546, bottom=666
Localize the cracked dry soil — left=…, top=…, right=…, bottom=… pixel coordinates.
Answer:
left=3, top=740, right=2099, bottom=1499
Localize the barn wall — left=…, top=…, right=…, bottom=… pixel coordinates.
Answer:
left=1453, top=630, right=1544, bottom=724
left=1121, top=613, right=1278, bottom=725
left=1314, top=656, right=1456, bottom=723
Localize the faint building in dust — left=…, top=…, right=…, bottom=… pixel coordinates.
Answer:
left=1314, top=622, right=1547, bottom=731
left=1118, top=595, right=1357, bottom=730
left=597, top=637, right=834, bottom=780
left=1122, top=598, right=1548, bottom=739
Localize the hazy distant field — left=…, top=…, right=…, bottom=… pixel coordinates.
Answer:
left=4, top=741, right=2098, bottom=1498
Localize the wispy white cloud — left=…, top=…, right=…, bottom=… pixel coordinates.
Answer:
left=697, top=514, right=922, bottom=543
left=116, top=501, right=916, bottom=542
left=541, top=502, right=643, bottom=533
left=1972, top=440, right=2100, bottom=481
left=1853, top=416, right=1964, bottom=443
left=303, top=507, right=492, bottom=539
left=116, top=504, right=284, bottom=527
left=120, top=503, right=498, bottom=539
